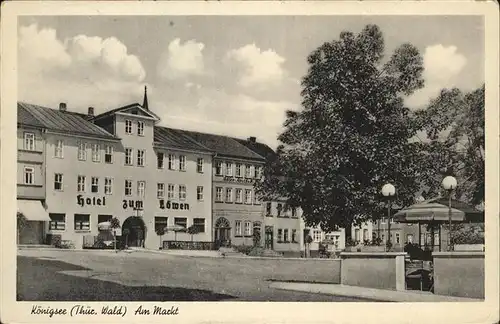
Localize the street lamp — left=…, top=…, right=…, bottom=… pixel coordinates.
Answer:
left=442, top=176, right=458, bottom=251
left=381, top=183, right=396, bottom=251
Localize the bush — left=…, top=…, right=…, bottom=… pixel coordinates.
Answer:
left=59, top=240, right=75, bottom=249
left=233, top=245, right=254, bottom=255
left=452, top=228, right=485, bottom=245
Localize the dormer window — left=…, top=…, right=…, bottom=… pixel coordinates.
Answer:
left=125, top=120, right=133, bottom=134
left=137, top=121, right=144, bottom=136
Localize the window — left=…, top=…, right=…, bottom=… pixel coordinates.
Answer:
left=235, top=220, right=242, bottom=236
left=24, top=167, right=34, bottom=185
left=235, top=164, right=242, bottom=177
left=54, top=173, right=63, bottom=191
left=178, top=185, right=187, bottom=200
left=168, top=154, right=175, bottom=170
left=244, top=189, right=252, bottom=204
left=137, top=149, right=145, bottom=166
left=137, top=121, right=144, bottom=136
left=420, top=233, right=425, bottom=246
left=49, top=213, right=65, bottom=230
left=74, top=214, right=90, bottom=231
left=277, top=229, right=283, bottom=242
left=291, top=207, right=297, bottom=218
left=154, top=217, right=168, bottom=232
left=434, top=233, right=440, bottom=246
left=197, top=158, right=204, bottom=173
left=226, top=162, right=233, bottom=176
left=257, top=166, right=263, bottom=179
left=98, top=215, right=112, bottom=224
left=193, top=218, right=205, bottom=233
left=125, top=119, right=132, bottom=134
left=253, top=192, right=260, bottom=204
left=104, top=177, right=113, bottom=195
left=284, top=229, right=289, bottom=242
left=277, top=203, right=283, bottom=217
left=313, top=230, right=322, bottom=242
left=215, top=187, right=223, bottom=202
left=266, top=202, right=272, bottom=216
left=197, top=186, right=204, bottom=201
left=78, top=142, right=87, bottom=160
left=91, top=144, right=100, bottom=162
left=125, top=180, right=132, bottom=196
left=355, top=229, right=360, bottom=241
left=55, top=140, right=63, bottom=158
left=91, top=177, right=99, bottom=193
left=215, top=161, right=223, bottom=176
left=363, top=229, right=369, bottom=241
left=407, top=234, right=414, bottom=243
left=245, top=165, right=252, bottom=178
left=125, top=148, right=133, bottom=165
left=225, top=188, right=233, bottom=202
left=244, top=221, right=252, bottom=236
left=292, top=229, right=297, bottom=243
left=252, top=165, right=258, bottom=178
left=77, top=175, right=86, bottom=192
left=333, top=235, right=340, bottom=248
left=157, top=183, right=165, bottom=198
left=179, top=155, right=186, bottom=171
left=396, top=233, right=401, bottom=244
left=426, top=233, right=432, bottom=245
left=381, top=217, right=386, bottom=224
left=105, top=146, right=113, bottom=163
left=157, top=153, right=164, bottom=169
left=235, top=189, right=243, bottom=203
left=174, top=217, right=187, bottom=231
left=167, top=184, right=175, bottom=199
left=137, top=181, right=145, bottom=197
left=24, top=133, right=35, bottom=151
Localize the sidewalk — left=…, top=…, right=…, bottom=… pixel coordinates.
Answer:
left=269, top=282, right=483, bottom=302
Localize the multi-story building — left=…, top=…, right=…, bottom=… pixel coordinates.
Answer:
left=234, top=137, right=304, bottom=255
left=17, top=104, right=50, bottom=244
left=304, top=224, right=346, bottom=256
left=179, top=131, right=265, bottom=248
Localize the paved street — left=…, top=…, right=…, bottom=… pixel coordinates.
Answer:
left=17, top=249, right=373, bottom=301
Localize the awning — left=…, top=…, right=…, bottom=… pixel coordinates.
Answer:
left=17, top=200, right=50, bottom=221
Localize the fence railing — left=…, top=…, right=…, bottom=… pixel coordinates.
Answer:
left=162, top=241, right=215, bottom=250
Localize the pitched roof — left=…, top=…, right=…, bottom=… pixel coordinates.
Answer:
left=175, top=129, right=265, bottom=161
left=18, top=104, right=45, bottom=128
left=92, top=102, right=160, bottom=121
left=233, top=138, right=277, bottom=161
left=154, top=126, right=213, bottom=153
left=18, top=102, right=119, bottom=140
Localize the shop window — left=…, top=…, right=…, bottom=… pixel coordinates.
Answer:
left=49, top=213, right=65, bottom=230
left=154, top=217, right=168, bottom=232
left=24, top=167, right=34, bottom=185
left=74, top=214, right=90, bottom=231
left=98, top=215, right=112, bottom=224
left=24, top=132, right=35, bottom=151
left=174, top=217, right=187, bottom=231
left=193, top=218, right=205, bottom=233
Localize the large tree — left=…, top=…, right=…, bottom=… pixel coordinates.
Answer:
left=414, top=85, right=485, bottom=205
left=256, top=25, right=426, bottom=232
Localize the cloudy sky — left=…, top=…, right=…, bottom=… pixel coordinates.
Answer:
left=18, top=15, right=484, bottom=149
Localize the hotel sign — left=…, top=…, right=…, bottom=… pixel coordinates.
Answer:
left=123, top=200, right=144, bottom=210
left=77, top=195, right=106, bottom=207
left=223, top=176, right=255, bottom=184
left=159, top=199, right=189, bottom=210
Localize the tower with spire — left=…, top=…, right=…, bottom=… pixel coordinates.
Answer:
left=142, top=85, right=149, bottom=110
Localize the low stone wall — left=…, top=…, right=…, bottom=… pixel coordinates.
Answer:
left=432, top=252, right=484, bottom=299
left=266, top=258, right=341, bottom=283
left=340, top=252, right=407, bottom=291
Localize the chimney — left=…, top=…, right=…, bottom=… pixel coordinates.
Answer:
left=59, top=102, right=67, bottom=112
left=87, top=107, right=95, bottom=118
left=248, top=136, right=256, bottom=143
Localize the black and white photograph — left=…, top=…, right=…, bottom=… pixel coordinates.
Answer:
left=1, top=1, right=499, bottom=324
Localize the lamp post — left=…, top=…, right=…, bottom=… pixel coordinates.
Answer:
left=381, top=183, right=396, bottom=252
left=442, top=176, right=458, bottom=251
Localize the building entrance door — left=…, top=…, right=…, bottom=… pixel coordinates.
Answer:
left=265, top=226, right=273, bottom=249
left=214, top=217, right=231, bottom=248
left=122, top=216, right=146, bottom=248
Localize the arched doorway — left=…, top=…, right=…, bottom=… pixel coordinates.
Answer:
left=214, top=217, right=231, bottom=248
left=122, top=216, right=146, bottom=248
